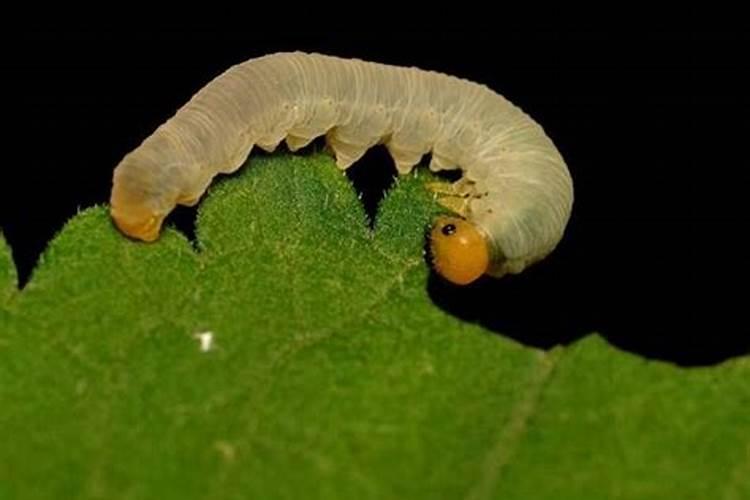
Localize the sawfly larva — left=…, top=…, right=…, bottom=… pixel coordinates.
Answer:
left=110, top=52, right=573, bottom=285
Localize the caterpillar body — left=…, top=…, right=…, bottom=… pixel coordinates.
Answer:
left=110, top=52, right=573, bottom=285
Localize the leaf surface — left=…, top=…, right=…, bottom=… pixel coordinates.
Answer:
left=1, top=153, right=747, bottom=500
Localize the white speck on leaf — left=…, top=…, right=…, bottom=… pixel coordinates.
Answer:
left=193, top=331, right=214, bottom=352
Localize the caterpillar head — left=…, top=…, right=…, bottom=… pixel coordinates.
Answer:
left=430, top=216, right=490, bottom=285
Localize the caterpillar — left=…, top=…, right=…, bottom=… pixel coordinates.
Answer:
left=110, top=52, right=573, bottom=285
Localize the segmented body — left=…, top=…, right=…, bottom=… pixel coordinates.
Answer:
left=111, top=52, right=573, bottom=277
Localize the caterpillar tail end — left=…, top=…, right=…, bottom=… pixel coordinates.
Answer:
left=429, top=216, right=490, bottom=286
left=110, top=205, right=165, bottom=242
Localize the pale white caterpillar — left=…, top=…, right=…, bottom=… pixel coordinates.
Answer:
left=111, top=52, right=573, bottom=285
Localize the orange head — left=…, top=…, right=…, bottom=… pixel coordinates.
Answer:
left=429, top=216, right=490, bottom=285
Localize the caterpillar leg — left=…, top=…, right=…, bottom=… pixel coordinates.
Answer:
left=426, top=178, right=476, bottom=217
left=325, top=131, right=368, bottom=170
left=177, top=193, right=201, bottom=207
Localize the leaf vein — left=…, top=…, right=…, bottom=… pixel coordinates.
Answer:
left=465, top=347, right=564, bottom=500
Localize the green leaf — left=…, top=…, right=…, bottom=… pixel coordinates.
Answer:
left=0, top=233, right=16, bottom=306
left=1, top=153, right=748, bottom=500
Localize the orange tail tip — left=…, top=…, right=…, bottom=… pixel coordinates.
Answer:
left=110, top=206, right=164, bottom=242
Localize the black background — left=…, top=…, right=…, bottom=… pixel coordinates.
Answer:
left=2, top=29, right=747, bottom=365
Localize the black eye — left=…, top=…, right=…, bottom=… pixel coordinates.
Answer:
left=442, top=223, right=457, bottom=236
